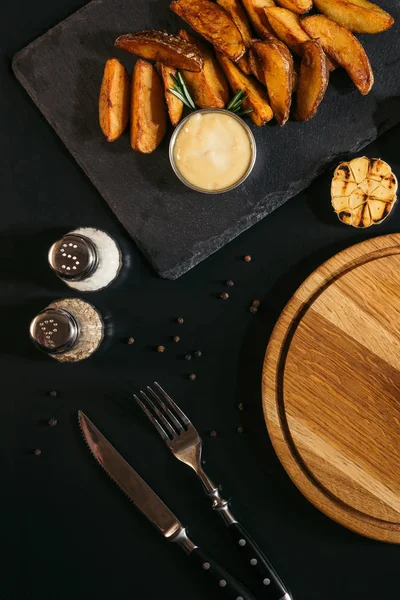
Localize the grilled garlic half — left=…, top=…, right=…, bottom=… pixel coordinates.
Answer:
left=331, top=157, right=398, bottom=228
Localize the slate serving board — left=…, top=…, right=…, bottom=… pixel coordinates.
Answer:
left=13, top=0, right=400, bottom=279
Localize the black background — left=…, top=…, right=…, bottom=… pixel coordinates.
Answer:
left=3, top=1, right=400, bottom=599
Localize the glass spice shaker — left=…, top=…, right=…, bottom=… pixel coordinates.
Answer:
left=29, top=298, right=104, bottom=363
left=48, top=227, right=122, bottom=292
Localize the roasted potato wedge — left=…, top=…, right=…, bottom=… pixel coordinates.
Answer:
left=171, top=0, right=245, bottom=61
left=217, top=52, right=273, bottom=125
left=313, top=0, right=394, bottom=34
left=238, top=53, right=252, bottom=74
left=295, top=40, right=329, bottom=121
left=252, top=39, right=293, bottom=125
left=156, top=63, right=184, bottom=126
left=242, top=0, right=276, bottom=40
left=301, top=15, right=374, bottom=94
left=99, top=58, right=130, bottom=142
left=216, top=0, right=253, bottom=47
left=131, top=59, right=167, bottom=154
left=115, top=31, right=203, bottom=72
left=265, top=7, right=337, bottom=70
left=248, top=48, right=265, bottom=84
left=275, top=0, right=312, bottom=14
left=179, top=30, right=229, bottom=108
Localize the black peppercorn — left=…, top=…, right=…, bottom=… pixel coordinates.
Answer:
left=210, top=430, right=217, bottom=438
left=249, top=306, right=258, bottom=314
left=48, top=418, right=58, bottom=427
left=194, top=350, right=202, bottom=358
left=237, top=426, right=244, bottom=434
left=173, top=335, right=180, bottom=343
left=252, top=300, right=261, bottom=307
left=188, top=373, right=196, bottom=381
left=176, top=317, right=184, bottom=324
left=127, top=337, right=135, bottom=345
left=220, top=292, right=229, bottom=300
left=226, top=279, right=234, bottom=287
left=185, top=353, right=192, bottom=361
left=49, top=390, right=58, bottom=398
left=33, top=448, right=42, bottom=456
left=156, top=345, right=166, bottom=353
left=244, top=255, right=252, bottom=262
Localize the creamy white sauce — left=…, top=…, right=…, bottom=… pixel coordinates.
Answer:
left=173, top=112, right=252, bottom=191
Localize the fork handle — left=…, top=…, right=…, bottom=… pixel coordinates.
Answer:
left=228, top=522, right=292, bottom=600
left=189, top=546, right=256, bottom=599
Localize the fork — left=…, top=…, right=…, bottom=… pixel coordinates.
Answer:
left=134, top=382, right=292, bottom=600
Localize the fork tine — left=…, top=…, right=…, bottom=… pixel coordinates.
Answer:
left=133, top=394, right=169, bottom=441
left=153, top=382, right=191, bottom=427
left=147, top=386, right=184, bottom=433
left=140, top=390, right=177, bottom=439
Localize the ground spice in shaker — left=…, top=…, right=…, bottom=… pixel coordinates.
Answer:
left=30, top=298, right=104, bottom=363
left=48, top=227, right=122, bottom=292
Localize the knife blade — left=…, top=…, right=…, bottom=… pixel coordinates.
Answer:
left=78, top=411, right=257, bottom=600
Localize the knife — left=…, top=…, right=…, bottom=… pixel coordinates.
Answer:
left=78, top=411, right=257, bottom=599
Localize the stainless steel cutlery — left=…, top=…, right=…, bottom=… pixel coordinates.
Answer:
left=134, top=382, right=292, bottom=600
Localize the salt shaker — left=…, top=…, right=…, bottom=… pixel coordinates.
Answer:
left=30, top=298, right=104, bottom=363
left=48, top=227, right=122, bottom=292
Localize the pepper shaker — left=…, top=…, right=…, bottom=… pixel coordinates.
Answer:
left=30, top=298, right=104, bottom=363
left=48, top=227, right=122, bottom=292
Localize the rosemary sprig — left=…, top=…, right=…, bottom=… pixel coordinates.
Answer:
left=169, top=72, right=196, bottom=110
left=169, top=73, right=253, bottom=117
left=226, top=89, right=253, bottom=116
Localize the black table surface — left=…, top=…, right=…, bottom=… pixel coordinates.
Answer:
left=3, top=2, right=400, bottom=599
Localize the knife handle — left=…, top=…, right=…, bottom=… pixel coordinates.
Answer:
left=228, top=522, right=291, bottom=600
left=189, top=546, right=256, bottom=600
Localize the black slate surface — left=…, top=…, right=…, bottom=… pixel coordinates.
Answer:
left=12, top=0, right=400, bottom=279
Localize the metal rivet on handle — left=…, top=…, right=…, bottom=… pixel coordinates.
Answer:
left=203, top=562, right=210, bottom=570
left=250, top=558, right=258, bottom=566
left=263, top=578, right=271, bottom=586
left=238, top=539, right=246, bottom=547
left=219, top=580, right=227, bottom=587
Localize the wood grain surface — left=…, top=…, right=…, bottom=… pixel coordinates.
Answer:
left=262, top=234, right=400, bottom=543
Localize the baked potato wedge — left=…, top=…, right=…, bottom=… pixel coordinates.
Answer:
left=265, top=7, right=337, bottom=70
left=217, top=52, right=273, bottom=125
left=216, top=0, right=253, bottom=47
left=115, top=31, right=203, bottom=72
left=156, top=63, right=184, bottom=126
left=131, top=59, right=167, bottom=154
left=241, top=0, right=276, bottom=40
left=237, top=54, right=252, bottom=75
left=179, top=30, right=229, bottom=108
left=313, top=0, right=394, bottom=34
left=99, top=58, right=130, bottom=142
left=248, top=48, right=265, bottom=83
left=170, top=0, right=245, bottom=61
left=301, top=15, right=374, bottom=94
left=275, top=0, right=312, bottom=14
left=252, top=39, right=293, bottom=125
left=295, top=40, right=329, bottom=121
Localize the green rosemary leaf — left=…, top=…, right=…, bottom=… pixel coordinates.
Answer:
left=168, top=88, right=190, bottom=106
left=169, top=72, right=196, bottom=110
left=236, top=108, right=254, bottom=116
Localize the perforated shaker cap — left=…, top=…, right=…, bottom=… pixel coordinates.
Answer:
left=30, top=308, right=79, bottom=354
left=48, top=234, right=98, bottom=281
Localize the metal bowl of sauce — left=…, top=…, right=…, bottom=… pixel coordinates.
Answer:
left=169, top=109, right=257, bottom=194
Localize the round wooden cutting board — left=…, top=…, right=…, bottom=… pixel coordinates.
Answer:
left=262, top=234, right=400, bottom=543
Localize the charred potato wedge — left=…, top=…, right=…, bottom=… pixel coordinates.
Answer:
left=275, top=0, right=312, bottom=14
left=295, top=40, right=329, bottom=121
left=179, top=30, right=229, bottom=108
left=252, top=39, right=293, bottom=125
left=313, top=0, right=394, bottom=34
left=170, top=0, right=245, bottom=61
left=131, top=59, right=167, bottom=154
left=216, top=0, right=253, bottom=47
left=301, top=15, right=374, bottom=94
left=265, top=7, right=337, bottom=70
left=99, top=58, right=130, bottom=142
left=115, top=31, right=203, bottom=72
left=241, top=0, right=277, bottom=40
left=156, top=63, right=184, bottom=126
left=217, top=52, right=273, bottom=125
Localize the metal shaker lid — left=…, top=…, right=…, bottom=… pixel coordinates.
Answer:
left=48, top=234, right=98, bottom=281
left=29, top=308, right=79, bottom=354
